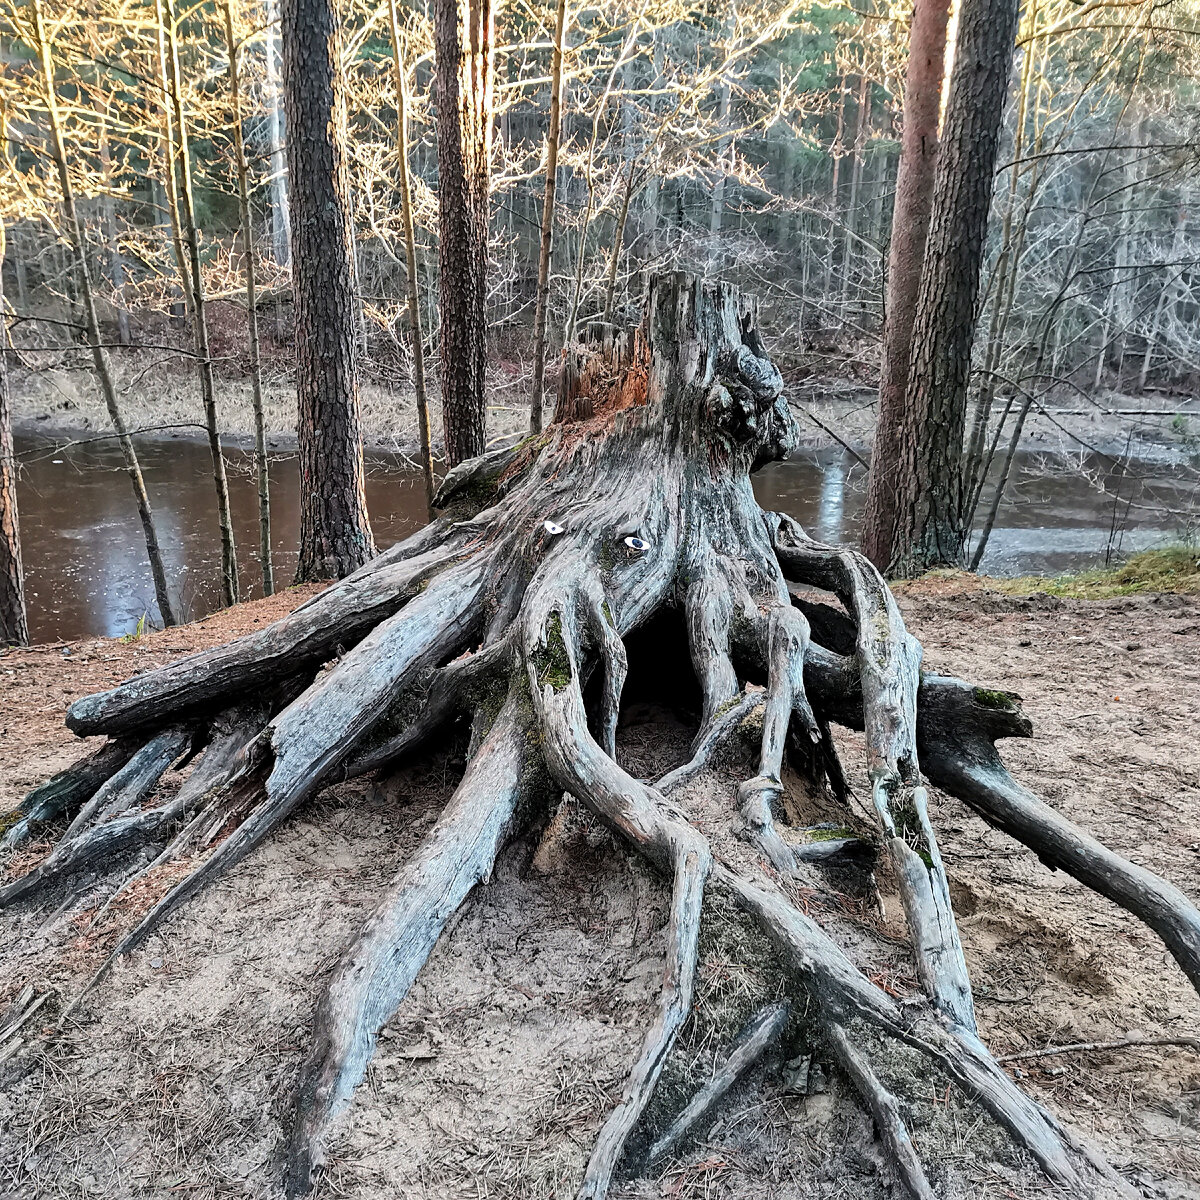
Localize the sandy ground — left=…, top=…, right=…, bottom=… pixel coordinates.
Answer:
left=1, top=581, right=1199, bottom=1199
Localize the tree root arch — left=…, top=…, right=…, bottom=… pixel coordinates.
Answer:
left=2, top=274, right=1197, bottom=1199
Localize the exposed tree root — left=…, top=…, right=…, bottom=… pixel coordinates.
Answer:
left=644, top=1001, right=789, bottom=1170
left=1, top=738, right=136, bottom=851
left=3, top=274, right=1195, bottom=1199
left=283, top=686, right=543, bottom=1197
left=825, top=1020, right=934, bottom=1200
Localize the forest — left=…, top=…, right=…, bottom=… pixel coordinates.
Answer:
left=1, top=0, right=1199, bottom=1195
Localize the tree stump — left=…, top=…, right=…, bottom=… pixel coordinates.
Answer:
left=5, top=274, right=1199, bottom=1199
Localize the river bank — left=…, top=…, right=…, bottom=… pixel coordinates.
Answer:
left=11, top=354, right=1200, bottom=467
left=1, top=579, right=1198, bottom=1197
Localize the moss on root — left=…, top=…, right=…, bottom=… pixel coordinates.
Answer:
left=891, top=795, right=934, bottom=869
left=803, top=824, right=858, bottom=843
left=532, top=613, right=573, bottom=691
left=972, top=687, right=1014, bottom=710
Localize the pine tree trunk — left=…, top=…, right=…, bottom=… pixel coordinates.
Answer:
left=282, top=0, right=376, bottom=580
left=0, top=221, right=27, bottom=646
left=860, top=0, right=951, bottom=570
left=433, top=0, right=493, bottom=465
left=866, top=0, right=1020, bottom=575
left=528, top=0, right=567, bottom=435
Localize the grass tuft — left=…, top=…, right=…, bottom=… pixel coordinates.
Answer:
left=906, top=546, right=1200, bottom=600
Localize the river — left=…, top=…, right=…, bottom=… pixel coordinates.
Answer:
left=12, top=429, right=1199, bottom=643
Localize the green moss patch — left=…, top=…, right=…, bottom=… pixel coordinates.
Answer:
left=532, top=612, right=573, bottom=691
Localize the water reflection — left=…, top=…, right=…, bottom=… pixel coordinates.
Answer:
left=12, top=432, right=1198, bottom=643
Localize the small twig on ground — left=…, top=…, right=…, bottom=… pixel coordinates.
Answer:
left=999, top=1035, right=1200, bottom=1063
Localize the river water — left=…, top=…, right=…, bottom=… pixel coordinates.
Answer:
left=12, top=430, right=1199, bottom=643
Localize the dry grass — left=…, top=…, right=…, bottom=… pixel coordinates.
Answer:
left=898, top=546, right=1200, bottom=601
left=10, top=355, right=528, bottom=455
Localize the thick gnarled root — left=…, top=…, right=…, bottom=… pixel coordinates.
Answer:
left=5, top=274, right=1197, bottom=1200
left=283, top=686, right=542, bottom=1197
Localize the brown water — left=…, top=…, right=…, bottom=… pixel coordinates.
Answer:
left=12, top=430, right=1199, bottom=643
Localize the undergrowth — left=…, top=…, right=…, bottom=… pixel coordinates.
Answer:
left=909, top=546, right=1200, bottom=599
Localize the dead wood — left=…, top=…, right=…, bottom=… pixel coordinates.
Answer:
left=3, top=273, right=1192, bottom=1200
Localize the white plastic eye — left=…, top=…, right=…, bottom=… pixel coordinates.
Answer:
left=543, top=520, right=564, bottom=535
left=623, top=536, right=650, bottom=552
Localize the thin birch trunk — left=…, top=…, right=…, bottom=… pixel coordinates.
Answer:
left=840, top=72, right=870, bottom=314
left=0, top=220, right=27, bottom=646
left=823, top=83, right=845, bottom=298
left=602, top=158, right=636, bottom=323
left=93, top=93, right=131, bottom=347
left=158, top=0, right=239, bottom=607
left=33, top=0, right=177, bottom=628
left=388, top=0, right=436, bottom=507
left=528, top=0, right=567, bottom=434
left=223, top=0, right=274, bottom=595
left=266, top=0, right=291, bottom=267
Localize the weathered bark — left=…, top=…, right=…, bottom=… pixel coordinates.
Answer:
left=528, top=0, right=567, bottom=435
left=868, top=0, right=1020, bottom=575
left=223, top=0, right=274, bottom=595
left=282, top=0, right=376, bottom=579
left=32, top=0, right=177, bottom=628
left=860, top=0, right=951, bottom=570
left=387, top=0, right=436, bottom=509
left=10, top=274, right=1191, bottom=1200
left=0, top=221, right=27, bottom=647
left=433, top=0, right=493, bottom=464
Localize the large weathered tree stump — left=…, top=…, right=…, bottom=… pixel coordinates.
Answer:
left=4, top=274, right=1199, bottom=1198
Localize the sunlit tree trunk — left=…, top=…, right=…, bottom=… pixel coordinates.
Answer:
left=868, top=0, right=1020, bottom=575
left=433, top=0, right=494, bottom=465
left=388, top=0, right=436, bottom=507
left=0, top=222, right=27, bottom=646
left=92, top=89, right=131, bottom=347
left=157, top=0, right=239, bottom=607
left=528, top=0, right=567, bottom=435
left=32, top=0, right=177, bottom=627
left=266, top=0, right=291, bottom=267
left=861, top=0, right=951, bottom=570
left=840, top=72, right=870, bottom=314
left=282, top=0, right=376, bottom=579
left=223, top=0, right=274, bottom=596
left=822, top=83, right=845, bottom=298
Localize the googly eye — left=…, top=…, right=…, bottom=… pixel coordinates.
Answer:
left=623, top=536, right=650, bottom=552
left=543, top=520, right=564, bottom=536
